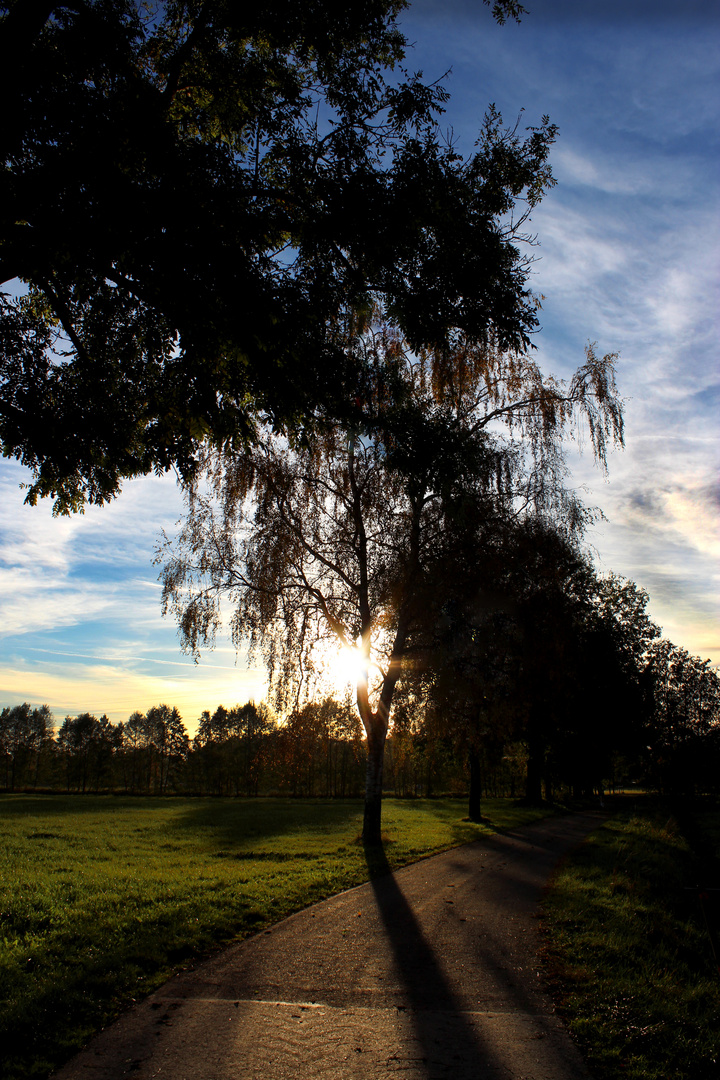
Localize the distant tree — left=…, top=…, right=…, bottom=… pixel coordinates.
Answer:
left=644, top=641, right=720, bottom=794
left=159, top=323, right=623, bottom=841
left=1, top=0, right=553, bottom=511
left=0, top=702, right=53, bottom=790
left=191, top=701, right=275, bottom=794
left=274, top=696, right=363, bottom=798
left=145, top=704, right=189, bottom=794
left=119, top=710, right=147, bottom=793
left=231, top=701, right=277, bottom=796
left=192, top=705, right=235, bottom=794
left=278, top=703, right=326, bottom=797
left=319, top=695, right=365, bottom=799
left=56, top=712, right=120, bottom=792
left=117, top=705, right=188, bottom=793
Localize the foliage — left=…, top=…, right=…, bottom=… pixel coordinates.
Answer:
left=644, top=641, right=720, bottom=795
left=0, top=703, right=53, bottom=791
left=191, top=701, right=276, bottom=795
left=414, top=538, right=670, bottom=812
left=55, top=712, right=120, bottom=793
left=543, top=803, right=720, bottom=1080
left=514, top=568, right=662, bottom=801
left=278, top=697, right=365, bottom=797
left=0, top=792, right=553, bottom=1080
left=0, top=0, right=556, bottom=511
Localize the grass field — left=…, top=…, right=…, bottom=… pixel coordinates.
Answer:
left=0, top=793, right=553, bottom=1080
left=542, top=800, right=720, bottom=1080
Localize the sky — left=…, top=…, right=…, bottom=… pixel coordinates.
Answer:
left=1, top=0, right=718, bottom=730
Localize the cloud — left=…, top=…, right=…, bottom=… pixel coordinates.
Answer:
left=0, top=653, right=267, bottom=733
left=554, top=147, right=655, bottom=196
left=0, top=461, right=268, bottom=726
left=0, top=462, right=186, bottom=636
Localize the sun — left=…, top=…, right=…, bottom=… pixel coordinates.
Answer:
left=333, top=645, right=367, bottom=688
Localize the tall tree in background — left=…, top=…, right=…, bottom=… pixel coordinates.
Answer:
left=192, top=701, right=275, bottom=795
left=0, top=0, right=552, bottom=511
left=644, top=640, right=720, bottom=794
left=0, top=702, right=53, bottom=790
left=56, top=712, right=120, bottom=792
left=159, top=324, right=622, bottom=841
left=118, top=705, right=188, bottom=793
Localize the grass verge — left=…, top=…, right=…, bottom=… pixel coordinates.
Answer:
left=542, top=799, right=720, bottom=1080
left=1, top=793, right=554, bottom=1080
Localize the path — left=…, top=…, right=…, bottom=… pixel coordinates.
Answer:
left=55, top=811, right=603, bottom=1080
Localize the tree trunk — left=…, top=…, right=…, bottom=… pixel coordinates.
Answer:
left=468, top=749, right=482, bottom=822
left=544, top=772, right=553, bottom=803
left=525, top=716, right=544, bottom=804
left=362, top=725, right=386, bottom=845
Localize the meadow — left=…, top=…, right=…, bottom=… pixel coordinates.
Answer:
left=0, top=794, right=551, bottom=1080
left=542, top=800, right=720, bottom=1080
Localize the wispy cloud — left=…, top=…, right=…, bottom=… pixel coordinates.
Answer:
left=0, top=654, right=266, bottom=732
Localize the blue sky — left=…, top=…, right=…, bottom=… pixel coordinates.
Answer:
left=1, top=0, right=718, bottom=729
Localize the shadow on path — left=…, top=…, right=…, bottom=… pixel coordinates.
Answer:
left=363, top=840, right=507, bottom=1078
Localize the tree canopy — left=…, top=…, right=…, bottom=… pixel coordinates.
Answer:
left=0, top=0, right=553, bottom=511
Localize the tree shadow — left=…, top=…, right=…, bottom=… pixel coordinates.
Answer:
left=362, top=838, right=508, bottom=1078
left=168, top=795, right=364, bottom=848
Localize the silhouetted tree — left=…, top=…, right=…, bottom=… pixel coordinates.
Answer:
left=0, top=702, right=53, bottom=790
left=191, top=701, right=276, bottom=794
left=1, top=0, right=553, bottom=511
left=644, top=640, right=720, bottom=794
left=145, top=704, right=188, bottom=794
left=56, top=712, right=120, bottom=792
left=117, top=705, right=188, bottom=793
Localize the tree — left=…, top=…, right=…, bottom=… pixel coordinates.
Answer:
left=56, top=711, right=120, bottom=791
left=119, top=710, right=148, bottom=793
left=159, top=323, right=623, bottom=841
left=1, top=0, right=555, bottom=511
left=191, top=700, right=275, bottom=794
left=644, top=640, right=720, bottom=794
left=559, top=574, right=660, bottom=795
left=412, top=554, right=665, bottom=811
left=275, top=696, right=364, bottom=797
left=117, top=704, right=188, bottom=792
left=417, top=578, right=525, bottom=818
left=145, top=704, right=189, bottom=793
left=0, top=702, right=53, bottom=790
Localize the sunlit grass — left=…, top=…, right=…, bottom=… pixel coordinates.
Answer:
left=0, top=794, right=553, bottom=1080
left=543, top=801, right=720, bottom=1080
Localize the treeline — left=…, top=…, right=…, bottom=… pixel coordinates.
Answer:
left=0, top=698, right=367, bottom=797
left=410, top=563, right=720, bottom=807
left=2, top=618, right=719, bottom=801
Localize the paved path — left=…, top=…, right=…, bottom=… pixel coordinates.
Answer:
left=55, top=811, right=604, bottom=1080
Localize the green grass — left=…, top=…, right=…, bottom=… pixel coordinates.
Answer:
left=0, top=794, right=553, bottom=1080
left=542, top=800, right=720, bottom=1080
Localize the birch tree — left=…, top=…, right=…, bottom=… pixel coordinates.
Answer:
left=158, top=325, right=623, bottom=842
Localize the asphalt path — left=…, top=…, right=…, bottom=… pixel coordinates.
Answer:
left=55, top=811, right=604, bottom=1080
